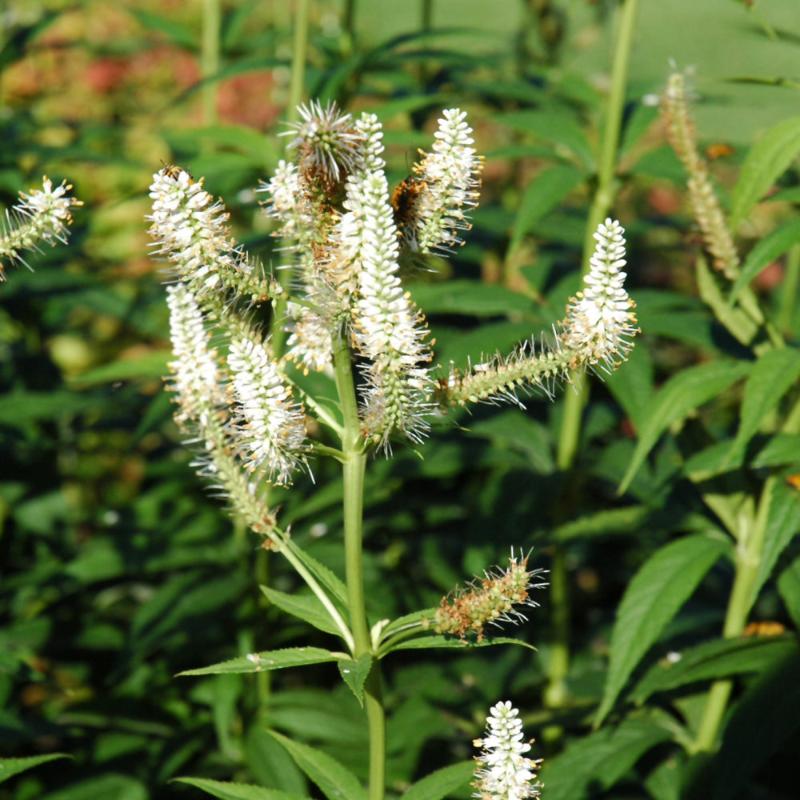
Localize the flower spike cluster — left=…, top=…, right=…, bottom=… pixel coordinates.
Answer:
left=473, top=701, right=543, bottom=800
left=0, top=177, right=81, bottom=281
left=441, top=218, right=637, bottom=407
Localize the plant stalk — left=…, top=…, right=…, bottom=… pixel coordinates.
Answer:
left=546, top=0, right=639, bottom=707
left=333, top=335, right=386, bottom=800
left=692, top=477, right=775, bottom=752
left=201, top=0, right=221, bottom=125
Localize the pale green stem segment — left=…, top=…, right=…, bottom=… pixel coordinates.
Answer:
left=333, top=334, right=386, bottom=800
left=692, top=477, right=776, bottom=752
left=269, top=0, right=311, bottom=358
left=201, top=0, right=221, bottom=125
left=547, top=0, right=640, bottom=708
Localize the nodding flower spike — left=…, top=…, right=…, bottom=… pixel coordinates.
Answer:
left=0, top=177, right=81, bottom=280
left=473, top=701, right=543, bottom=800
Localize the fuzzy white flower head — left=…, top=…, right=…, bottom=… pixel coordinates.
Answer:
left=352, top=112, right=385, bottom=174
left=166, top=283, right=222, bottom=426
left=1, top=177, right=81, bottom=278
left=561, top=218, right=637, bottom=370
left=148, top=168, right=269, bottom=303
left=285, top=100, right=362, bottom=182
left=341, top=169, right=432, bottom=445
left=259, top=159, right=308, bottom=238
left=227, top=336, right=308, bottom=485
left=411, top=108, right=482, bottom=253
left=473, top=701, right=542, bottom=800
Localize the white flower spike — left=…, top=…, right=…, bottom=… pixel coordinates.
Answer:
left=473, top=701, right=542, bottom=800
left=561, top=218, right=638, bottom=371
left=0, top=177, right=81, bottom=279
left=227, top=336, right=308, bottom=485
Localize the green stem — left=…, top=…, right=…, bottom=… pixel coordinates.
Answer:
left=779, top=243, right=800, bottom=333
left=269, top=0, right=310, bottom=358
left=333, top=335, right=385, bottom=800
left=547, top=0, right=639, bottom=707
left=692, top=478, right=775, bottom=752
left=201, top=0, right=221, bottom=126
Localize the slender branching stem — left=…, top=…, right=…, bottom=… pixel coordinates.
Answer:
left=547, top=0, right=639, bottom=708
left=333, top=334, right=386, bottom=800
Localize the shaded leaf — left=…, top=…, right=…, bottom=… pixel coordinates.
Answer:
left=401, top=761, right=473, bottom=800
left=173, top=778, right=307, bottom=800
left=729, top=115, right=800, bottom=229
left=596, top=534, right=731, bottom=724
left=337, top=654, right=372, bottom=707
left=260, top=586, right=343, bottom=637
left=268, top=731, right=367, bottom=800
left=0, top=754, right=69, bottom=785
left=618, top=361, right=751, bottom=494
left=730, top=219, right=800, bottom=301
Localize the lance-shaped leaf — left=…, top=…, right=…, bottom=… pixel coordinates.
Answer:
left=173, top=778, right=310, bottom=800
left=178, top=647, right=340, bottom=676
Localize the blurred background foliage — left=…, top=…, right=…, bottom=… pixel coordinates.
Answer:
left=1, top=0, right=800, bottom=798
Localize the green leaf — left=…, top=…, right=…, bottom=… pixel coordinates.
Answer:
left=496, top=109, right=594, bottom=168
left=129, top=9, right=196, bottom=48
left=173, top=778, right=307, bottom=800
left=509, top=165, right=584, bottom=251
left=753, top=434, right=800, bottom=468
left=553, top=506, right=651, bottom=543
left=696, top=257, right=757, bottom=345
left=727, top=348, right=800, bottom=466
left=260, top=586, right=342, bottom=637
left=753, top=480, right=800, bottom=602
left=268, top=731, right=367, bottom=800
left=0, top=753, right=69, bottom=784
left=0, top=390, right=100, bottom=425
left=71, top=350, right=170, bottom=386
left=382, top=635, right=535, bottom=656
left=280, top=539, right=348, bottom=607
left=466, top=410, right=553, bottom=473
left=540, top=716, right=673, bottom=800
left=711, top=650, right=800, bottom=800
left=729, top=115, right=800, bottom=229
left=778, top=555, right=800, bottom=628
left=409, top=280, right=534, bottom=317
left=631, top=636, right=798, bottom=704
left=618, top=361, right=751, bottom=494
left=337, top=654, right=372, bottom=707
left=401, top=761, right=473, bottom=800
left=178, top=647, right=339, bottom=677
left=730, top=219, right=800, bottom=301
left=595, top=534, right=731, bottom=724
left=605, top=342, right=654, bottom=430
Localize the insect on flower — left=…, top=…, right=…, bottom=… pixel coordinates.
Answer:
left=390, top=175, right=428, bottom=230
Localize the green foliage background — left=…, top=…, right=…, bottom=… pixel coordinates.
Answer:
left=2, top=1, right=799, bottom=798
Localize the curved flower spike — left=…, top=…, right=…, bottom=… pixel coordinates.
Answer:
left=0, top=177, right=81, bottom=280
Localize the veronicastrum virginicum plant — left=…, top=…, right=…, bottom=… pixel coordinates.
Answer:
left=148, top=102, right=638, bottom=799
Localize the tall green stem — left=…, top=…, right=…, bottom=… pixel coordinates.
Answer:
left=269, top=0, right=311, bottom=357
left=201, top=0, right=221, bottom=125
left=546, top=0, right=639, bottom=707
left=333, top=335, right=385, bottom=800
left=693, top=478, right=775, bottom=752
